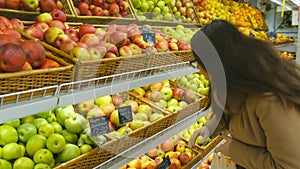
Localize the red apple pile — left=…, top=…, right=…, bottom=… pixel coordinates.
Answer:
left=132, top=80, right=198, bottom=114
left=75, top=93, right=166, bottom=139
left=0, top=0, right=63, bottom=12
left=145, top=136, right=197, bottom=168
left=72, top=0, right=130, bottom=17
left=169, top=0, right=198, bottom=24
left=0, top=16, right=59, bottom=73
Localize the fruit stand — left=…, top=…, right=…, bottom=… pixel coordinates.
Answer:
left=0, top=0, right=298, bottom=168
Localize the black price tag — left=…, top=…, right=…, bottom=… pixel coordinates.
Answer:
left=118, top=105, right=133, bottom=125
left=142, top=27, right=156, bottom=45
left=267, top=32, right=277, bottom=39
left=157, top=156, right=171, bottom=169
left=89, top=116, right=110, bottom=137
left=249, top=32, right=255, bottom=38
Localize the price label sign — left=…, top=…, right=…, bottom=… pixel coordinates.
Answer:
left=142, top=27, right=156, bottom=45
left=88, top=116, right=110, bottom=137
left=118, top=105, right=133, bottom=125
left=157, top=156, right=171, bottom=169
left=267, top=32, right=277, bottom=39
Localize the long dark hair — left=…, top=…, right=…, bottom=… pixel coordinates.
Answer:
left=194, top=20, right=300, bottom=109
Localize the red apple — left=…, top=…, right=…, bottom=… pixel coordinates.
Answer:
left=149, top=82, right=163, bottom=91
left=127, top=28, right=142, bottom=41
left=21, top=40, right=46, bottom=68
left=0, top=43, right=26, bottom=72
left=105, top=24, right=118, bottom=33
left=21, top=0, right=39, bottom=11
left=0, top=16, right=12, bottom=29
left=177, top=40, right=188, bottom=50
left=79, top=23, right=96, bottom=38
left=147, top=147, right=158, bottom=159
left=60, top=40, right=77, bottom=53
left=78, top=2, right=90, bottom=15
left=102, top=9, right=110, bottom=16
left=39, top=59, right=60, bottom=69
left=24, top=26, right=44, bottom=40
left=95, top=27, right=107, bottom=36
left=119, top=45, right=132, bottom=57
left=80, top=33, right=100, bottom=47
left=155, top=39, right=169, bottom=52
left=199, top=163, right=209, bottom=169
left=76, top=41, right=88, bottom=48
left=104, top=52, right=117, bottom=58
left=56, top=0, right=63, bottom=9
left=65, top=27, right=79, bottom=37
left=109, top=31, right=127, bottom=46
left=133, top=37, right=150, bottom=49
left=34, top=22, right=50, bottom=33
left=168, top=42, right=179, bottom=51
left=103, top=2, right=110, bottom=10
left=51, top=9, right=67, bottom=22
left=109, top=3, right=119, bottom=15
left=5, top=0, right=20, bottom=9
left=104, top=43, right=119, bottom=56
left=0, top=0, right=4, bottom=7
left=172, top=88, right=184, bottom=100
left=111, top=94, right=124, bottom=108
left=160, top=138, right=174, bottom=152
left=182, top=89, right=197, bottom=103
left=10, top=18, right=24, bottom=30
left=54, top=34, right=71, bottom=48
left=40, top=0, right=56, bottom=12
left=119, top=0, right=129, bottom=11
left=0, top=34, right=19, bottom=47
left=49, top=20, right=66, bottom=30
left=178, top=152, right=191, bottom=164
left=93, top=0, right=104, bottom=6
left=92, top=44, right=107, bottom=58
left=92, top=6, right=103, bottom=16
left=169, top=158, right=181, bottom=169
left=2, top=29, right=22, bottom=42
left=21, top=61, right=33, bottom=71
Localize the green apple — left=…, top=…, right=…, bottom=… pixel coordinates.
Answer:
left=160, top=87, right=173, bottom=101
left=116, top=126, right=132, bottom=135
left=149, top=113, right=164, bottom=122
left=133, top=87, right=146, bottom=97
left=80, top=144, right=92, bottom=154
left=21, top=116, right=35, bottom=124
left=198, top=87, right=210, bottom=96
left=55, top=105, right=76, bottom=126
left=26, top=134, right=47, bottom=157
left=70, top=47, right=90, bottom=61
left=3, top=119, right=20, bottom=128
left=186, top=74, right=194, bottom=80
left=13, top=157, right=34, bottom=169
left=134, top=112, right=148, bottom=121
left=0, top=125, right=18, bottom=146
left=34, top=110, right=52, bottom=119
left=34, top=163, right=51, bottom=169
left=167, top=98, right=179, bottom=107
left=32, top=118, right=48, bottom=129
left=79, top=133, right=95, bottom=145
left=94, top=95, right=112, bottom=106
left=156, top=0, right=165, bottom=9
left=140, top=1, right=149, bottom=12
left=46, top=133, right=66, bottom=154
left=0, top=147, right=2, bottom=158
left=19, top=143, right=25, bottom=157
left=57, top=144, right=80, bottom=163
left=0, top=159, right=12, bottom=169
left=46, top=112, right=57, bottom=123
left=2, top=143, right=22, bottom=160
left=159, top=99, right=167, bottom=108
left=178, top=101, right=188, bottom=108
left=50, top=121, right=63, bottom=134
left=17, top=123, right=37, bottom=143
left=163, top=13, right=173, bottom=21
left=38, top=123, right=54, bottom=138
left=153, top=7, right=161, bottom=13
left=137, top=104, right=152, bottom=117
left=131, top=0, right=141, bottom=8
left=129, top=120, right=148, bottom=130
left=167, top=105, right=181, bottom=113
left=61, top=129, right=78, bottom=144
left=44, top=27, right=64, bottom=44
left=33, top=149, right=54, bottom=165
left=64, top=114, right=84, bottom=134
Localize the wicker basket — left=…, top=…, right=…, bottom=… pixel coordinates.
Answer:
left=102, top=94, right=175, bottom=155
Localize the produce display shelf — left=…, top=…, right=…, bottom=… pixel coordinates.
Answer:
left=57, top=62, right=199, bottom=107
left=93, top=107, right=211, bottom=169
left=0, top=62, right=198, bottom=121
left=274, top=42, right=297, bottom=52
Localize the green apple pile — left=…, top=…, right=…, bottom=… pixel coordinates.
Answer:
left=131, top=0, right=174, bottom=21
left=0, top=106, right=98, bottom=169
left=145, top=136, right=197, bottom=168
left=172, top=73, right=210, bottom=96
left=178, top=116, right=211, bottom=148
left=75, top=93, right=166, bottom=140
left=132, top=80, right=198, bottom=114
left=161, top=25, right=199, bottom=43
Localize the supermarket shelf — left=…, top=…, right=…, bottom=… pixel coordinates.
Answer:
left=274, top=42, right=297, bottom=52
left=57, top=62, right=199, bottom=107
left=0, top=86, right=58, bottom=123
left=94, top=107, right=211, bottom=169
left=191, top=139, right=225, bottom=169
left=0, top=62, right=198, bottom=121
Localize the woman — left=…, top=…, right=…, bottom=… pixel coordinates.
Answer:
left=188, top=20, right=300, bottom=169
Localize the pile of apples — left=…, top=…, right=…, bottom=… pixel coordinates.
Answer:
left=72, top=0, right=130, bottom=17
left=0, top=0, right=63, bottom=12
left=169, top=0, right=198, bottom=24
left=120, top=155, right=157, bottom=169
left=269, top=33, right=295, bottom=45
left=131, top=0, right=174, bottom=21
left=161, top=25, right=199, bottom=44
left=132, top=80, right=198, bottom=114
left=146, top=136, right=197, bottom=169
left=172, top=73, right=210, bottom=96
left=178, top=116, right=212, bottom=149
left=0, top=105, right=99, bottom=169
left=278, top=51, right=294, bottom=60
left=0, top=16, right=60, bottom=73
left=75, top=93, right=166, bottom=139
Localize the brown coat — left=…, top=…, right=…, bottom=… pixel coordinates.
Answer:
left=227, top=92, right=300, bottom=169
